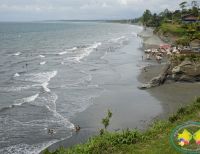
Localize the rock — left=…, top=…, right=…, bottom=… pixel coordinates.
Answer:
left=138, top=63, right=171, bottom=89
left=138, top=83, right=152, bottom=89
left=172, top=60, right=200, bottom=77
left=139, top=59, right=200, bottom=90
left=179, top=75, right=196, bottom=82
left=172, top=66, right=181, bottom=74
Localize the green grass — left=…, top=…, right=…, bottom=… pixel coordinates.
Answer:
left=43, top=97, right=200, bottom=154
left=160, top=23, right=187, bottom=36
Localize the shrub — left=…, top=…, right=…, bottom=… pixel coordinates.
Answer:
left=169, top=114, right=179, bottom=123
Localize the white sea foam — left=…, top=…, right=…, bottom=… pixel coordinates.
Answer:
left=30, top=92, right=74, bottom=129
left=13, top=52, right=21, bottom=56
left=0, top=85, right=33, bottom=92
left=68, top=47, right=77, bottom=51
left=0, top=111, right=74, bottom=154
left=14, top=73, right=20, bottom=77
left=28, top=92, right=75, bottom=129
left=109, top=36, right=125, bottom=43
left=24, top=71, right=57, bottom=83
left=58, top=47, right=78, bottom=55
left=74, top=42, right=102, bottom=62
left=0, top=141, right=58, bottom=154
left=2, top=71, right=57, bottom=94
left=58, top=51, right=67, bottom=55
left=3, top=71, right=57, bottom=92
left=40, top=61, right=46, bottom=65
left=30, top=92, right=57, bottom=112
left=41, top=82, right=50, bottom=92
left=39, top=55, right=45, bottom=58
left=14, top=93, right=39, bottom=106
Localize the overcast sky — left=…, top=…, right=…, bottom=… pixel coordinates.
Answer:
left=0, top=0, right=198, bottom=21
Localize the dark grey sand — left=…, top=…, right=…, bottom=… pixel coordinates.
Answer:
left=138, top=64, right=200, bottom=117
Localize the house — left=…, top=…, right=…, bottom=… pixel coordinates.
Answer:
left=190, top=39, right=200, bottom=52
left=182, top=14, right=200, bottom=23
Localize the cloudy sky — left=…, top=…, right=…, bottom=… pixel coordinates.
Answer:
left=0, top=0, right=198, bottom=21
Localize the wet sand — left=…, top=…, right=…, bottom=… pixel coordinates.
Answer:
left=138, top=64, right=200, bottom=118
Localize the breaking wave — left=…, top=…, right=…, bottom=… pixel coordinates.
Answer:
left=74, top=42, right=102, bottom=62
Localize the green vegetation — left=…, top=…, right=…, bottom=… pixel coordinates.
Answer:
left=159, top=23, right=187, bottom=36
left=174, top=23, right=200, bottom=45
left=100, top=109, right=112, bottom=135
left=140, top=1, right=200, bottom=46
left=141, top=1, right=200, bottom=26
left=44, top=97, right=200, bottom=154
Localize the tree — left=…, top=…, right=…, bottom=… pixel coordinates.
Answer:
left=100, top=109, right=113, bottom=135
left=172, top=10, right=182, bottom=23
left=179, top=1, right=188, bottom=13
left=191, top=1, right=199, bottom=16
left=151, top=13, right=161, bottom=27
left=142, top=9, right=152, bottom=25
left=191, top=0, right=198, bottom=8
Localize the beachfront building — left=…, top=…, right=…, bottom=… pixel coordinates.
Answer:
left=182, top=14, right=200, bottom=23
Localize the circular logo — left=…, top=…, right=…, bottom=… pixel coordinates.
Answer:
left=170, top=121, right=200, bottom=153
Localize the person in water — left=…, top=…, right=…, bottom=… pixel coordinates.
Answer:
left=48, top=128, right=54, bottom=135
left=75, top=125, right=81, bottom=132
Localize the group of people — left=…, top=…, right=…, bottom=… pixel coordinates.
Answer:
left=143, top=45, right=182, bottom=63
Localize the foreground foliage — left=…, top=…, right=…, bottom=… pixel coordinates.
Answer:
left=44, top=97, right=200, bottom=154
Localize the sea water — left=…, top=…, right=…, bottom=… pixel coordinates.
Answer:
left=0, top=21, right=161, bottom=153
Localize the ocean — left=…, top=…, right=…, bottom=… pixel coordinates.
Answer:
left=0, top=21, right=162, bottom=154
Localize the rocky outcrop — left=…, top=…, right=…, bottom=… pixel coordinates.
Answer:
left=171, top=60, right=200, bottom=82
left=138, top=59, right=200, bottom=89
left=138, top=63, right=171, bottom=89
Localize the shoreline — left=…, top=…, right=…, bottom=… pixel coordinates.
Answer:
left=138, top=64, right=200, bottom=116
left=137, top=27, right=200, bottom=116
left=42, top=27, right=200, bottom=153
left=42, top=26, right=160, bottom=153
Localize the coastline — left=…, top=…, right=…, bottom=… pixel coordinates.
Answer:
left=137, top=27, right=200, bottom=117
left=42, top=26, right=161, bottom=153
left=43, top=26, right=200, bottom=153
left=138, top=64, right=200, bottom=117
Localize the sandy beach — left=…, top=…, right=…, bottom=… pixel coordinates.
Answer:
left=43, top=27, right=200, bottom=153
left=139, top=64, right=200, bottom=117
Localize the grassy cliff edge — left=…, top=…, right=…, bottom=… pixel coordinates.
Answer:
left=44, top=97, right=200, bottom=154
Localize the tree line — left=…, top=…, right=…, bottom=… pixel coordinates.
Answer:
left=141, top=1, right=200, bottom=27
